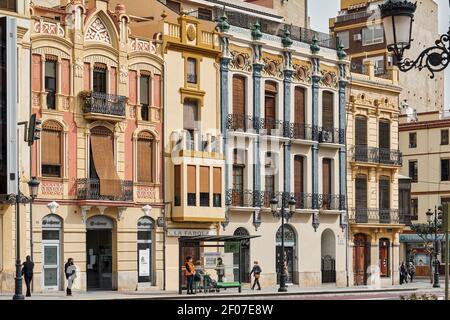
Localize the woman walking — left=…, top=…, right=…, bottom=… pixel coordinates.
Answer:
left=65, top=258, right=77, bottom=296
left=185, top=256, right=195, bottom=295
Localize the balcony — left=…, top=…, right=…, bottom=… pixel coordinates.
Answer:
left=259, top=118, right=284, bottom=137
left=319, top=194, right=346, bottom=211
left=319, top=127, right=345, bottom=145
left=226, top=114, right=255, bottom=132
left=82, top=92, right=127, bottom=122
left=226, top=189, right=262, bottom=208
left=286, top=123, right=317, bottom=141
left=349, top=208, right=411, bottom=225
left=76, top=179, right=133, bottom=202
left=350, top=145, right=403, bottom=166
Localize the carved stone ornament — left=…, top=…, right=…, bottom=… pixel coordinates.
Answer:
left=292, top=64, right=312, bottom=84
left=186, top=25, right=196, bottom=42
left=320, top=70, right=338, bottom=88
left=74, top=57, right=84, bottom=78
left=262, top=57, right=283, bottom=79
left=229, top=51, right=252, bottom=72
left=120, top=65, right=128, bottom=84
left=85, top=18, right=111, bottom=44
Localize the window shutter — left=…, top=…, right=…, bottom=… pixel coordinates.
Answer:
left=322, top=159, right=332, bottom=195
left=294, top=87, right=305, bottom=124
left=137, top=133, right=153, bottom=183
left=265, top=96, right=275, bottom=119
left=355, top=175, right=367, bottom=208
left=129, top=70, right=137, bottom=105
left=233, top=76, right=245, bottom=115
left=379, top=177, right=390, bottom=209
left=355, top=117, right=367, bottom=145
left=265, top=81, right=277, bottom=94
left=187, top=165, right=196, bottom=193
left=183, top=100, right=198, bottom=130
left=379, top=120, right=390, bottom=149
left=42, top=122, right=62, bottom=166
left=84, top=63, right=91, bottom=91
left=294, top=156, right=304, bottom=194
left=213, top=167, right=221, bottom=194
left=32, top=54, right=42, bottom=92
left=322, top=92, right=334, bottom=129
left=174, top=165, right=181, bottom=202
left=61, top=59, right=71, bottom=96
left=200, top=166, right=210, bottom=193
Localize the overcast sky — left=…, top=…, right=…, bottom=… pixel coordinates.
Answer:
left=308, top=0, right=450, bottom=109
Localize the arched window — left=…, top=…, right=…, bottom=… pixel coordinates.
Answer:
left=42, top=121, right=63, bottom=178
left=137, top=131, right=154, bottom=183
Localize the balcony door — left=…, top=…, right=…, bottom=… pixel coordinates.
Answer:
left=379, top=120, right=391, bottom=163
left=294, top=156, right=304, bottom=208
left=265, top=81, right=277, bottom=135
left=232, top=75, right=246, bottom=130
left=322, top=159, right=332, bottom=209
left=93, top=64, right=107, bottom=94
left=294, top=87, right=305, bottom=139
left=183, top=99, right=198, bottom=150
left=322, top=92, right=334, bottom=130
left=355, top=175, right=368, bottom=223
left=379, top=177, right=391, bottom=223
left=355, top=116, right=368, bottom=162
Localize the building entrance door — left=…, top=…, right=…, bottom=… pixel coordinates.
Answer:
left=86, top=216, right=113, bottom=290
left=353, top=233, right=370, bottom=286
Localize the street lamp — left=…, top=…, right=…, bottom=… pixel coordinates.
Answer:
left=271, top=195, right=296, bottom=292
left=426, top=207, right=442, bottom=288
left=379, top=0, right=450, bottom=78
left=9, top=176, right=40, bottom=300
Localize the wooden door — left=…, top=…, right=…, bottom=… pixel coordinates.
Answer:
left=233, top=76, right=246, bottom=130
left=353, top=234, right=370, bottom=286
left=294, top=87, right=306, bottom=139
left=322, top=159, right=332, bottom=209
left=379, top=239, right=390, bottom=277
left=265, top=95, right=276, bottom=135
left=322, top=92, right=334, bottom=129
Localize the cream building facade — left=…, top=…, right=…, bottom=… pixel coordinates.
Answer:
left=346, top=61, right=408, bottom=286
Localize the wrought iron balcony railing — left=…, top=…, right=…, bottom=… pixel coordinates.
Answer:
left=285, top=123, right=317, bottom=141
left=83, top=92, right=127, bottom=117
left=76, top=178, right=133, bottom=202
left=226, top=114, right=255, bottom=132
left=350, top=145, right=403, bottom=166
left=226, top=189, right=263, bottom=208
left=319, top=194, right=346, bottom=210
left=259, top=118, right=284, bottom=136
left=291, top=192, right=314, bottom=209
left=349, top=208, right=411, bottom=225
left=319, top=127, right=345, bottom=144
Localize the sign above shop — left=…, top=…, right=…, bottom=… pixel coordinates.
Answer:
left=167, top=229, right=216, bottom=237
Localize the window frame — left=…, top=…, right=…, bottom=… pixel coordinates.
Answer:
left=441, top=129, right=449, bottom=146
left=41, top=121, right=64, bottom=179
left=441, top=159, right=450, bottom=181
left=409, top=160, right=418, bottom=183
left=45, top=59, right=57, bottom=110
left=337, top=31, right=349, bottom=49
left=186, top=57, right=198, bottom=85
left=409, top=132, right=417, bottom=148
left=362, top=25, right=384, bottom=46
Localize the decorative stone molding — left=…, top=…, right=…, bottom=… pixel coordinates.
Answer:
left=119, top=65, right=128, bottom=84
left=41, top=181, right=64, bottom=195
left=292, top=61, right=312, bottom=84
left=85, top=18, right=111, bottom=44
left=117, top=207, right=127, bottom=221
left=229, top=50, right=252, bottom=72
left=130, top=38, right=158, bottom=55
left=74, top=57, right=83, bottom=78
left=97, top=206, right=107, bottom=215
left=142, top=204, right=152, bottom=216
left=34, top=20, right=65, bottom=37
left=320, top=70, right=338, bottom=89
left=262, top=55, right=284, bottom=79
left=80, top=206, right=91, bottom=224
left=47, top=201, right=60, bottom=214
left=137, top=185, right=156, bottom=200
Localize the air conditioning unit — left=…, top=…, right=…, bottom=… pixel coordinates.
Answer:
left=353, top=34, right=362, bottom=42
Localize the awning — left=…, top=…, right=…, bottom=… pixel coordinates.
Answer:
left=400, top=234, right=449, bottom=243
left=179, top=235, right=260, bottom=243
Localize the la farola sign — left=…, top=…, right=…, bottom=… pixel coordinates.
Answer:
left=167, top=229, right=216, bottom=237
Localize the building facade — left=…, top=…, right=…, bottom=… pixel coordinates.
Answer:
left=19, top=0, right=165, bottom=293
left=329, top=0, right=444, bottom=113
left=346, top=61, right=408, bottom=286
left=216, top=7, right=349, bottom=287
left=0, top=0, right=32, bottom=293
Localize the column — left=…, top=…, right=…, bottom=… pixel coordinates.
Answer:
left=311, top=59, right=321, bottom=210
left=220, top=57, right=231, bottom=226
left=283, top=68, right=293, bottom=197
left=339, top=72, right=348, bottom=213
left=253, top=62, right=263, bottom=207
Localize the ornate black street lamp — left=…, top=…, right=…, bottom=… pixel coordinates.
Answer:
left=270, top=195, right=296, bottom=292
left=426, top=207, right=442, bottom=288
left=380, top=0, right=449, bottom=78
left=9, top=176, right=40, bottom=300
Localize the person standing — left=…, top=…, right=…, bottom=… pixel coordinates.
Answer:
left=249, top=261, right=262, bottom=290
left=21, top=256, right=34, bottom=297
left=215, top=257, right=225, bottom=283
left=185, top=256, right=195, bottom=295
left=65, top=258, right=77, bottom=296
left=399, top=261, right=407, bottom=285
left=408, top=261, right=416, bottom=283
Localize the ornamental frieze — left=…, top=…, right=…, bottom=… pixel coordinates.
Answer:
left=229, top=50, right=252, bottom=72
left=261, top=53, right=284, bottom=79
left=320, top=65, right=339, bottom=89
left=292, top=59, right=312, bottom=84
left=85, top=18, right=111, bottom=44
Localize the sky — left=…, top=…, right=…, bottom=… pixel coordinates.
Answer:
left=308, top=0, right=450, bottom=109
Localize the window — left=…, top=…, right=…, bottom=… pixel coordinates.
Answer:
left=379, top=177, right=390, bottom=210
left=441, top=130, right=449, bottom=145
left=45, top=59, right=57, bottom=109
left=93, top=64, right=107, bottom=93
left=187, top=58, right=197, bottom=84
left=0, top=0, right=16, bottom=11
left=213, top=167, right=222, bottom=207
left=174, top=165, right=181, bottom=206
left=337, top=31, right=349, bottom=49
left=187, top=165, right=196, bottom=206
left=363, top=56, right=385, bottom=75
left=137, top=132, right=154, bottom=183
left=409, top=161, right=418, bottom=183
left=294, top=87, right=306, bottom=139
left=441, top=159, right=450, bottom=181
left=232, top=76, right=246, bottom=130
left=362, top=25, right=384, bottom=45
left=411, top=199, right=418, bottom=220
left=198, top=8, right=212, bottom=21
left=200, top=166, right=210, bottom=207
left=379, top=120, right=391, bottom=163
left=41, top=121, right=63, bottom=178
left=232, top=149, right=245, bottom=206
left=166, top=0, right=181, bottom=13
left=265, top=81, right=277, bottom=135
left=409, top=132, right=417, bottom=148
left=184, top=99, right=198, bottom=150
left=140, top=74, right=150, bottom=121
left=355, top=116, right=368, bottom=162
left=322, top=91, right=334, bottom=129
left=322, top=158, right=332, bottom=209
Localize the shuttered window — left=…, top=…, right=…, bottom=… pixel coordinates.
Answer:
left=0, top=0, right=17, bottom=11
left=137, top=132, right=153, bottom=183
left=322, top=91, right=334, bottom=129
left=41, top=121, right=63, bottom=178
left=233, top=76, right=245, bottom=115
left=90, top=126, right=121, bottom=196
left=294, top=87, right=305, bottom=124
left=294, top=155, right=304, bottom=194
left=213, top=167, right=222, bottom=207
left=379, top=177, right=390, bottom=209
left=322, top=158, right=332, bottom=195
left=379, top=120, right=390, bottom=150
left=187, top=165, right=196, bottom=206
left=174, top=165, right=181, bottom=206
left=183, top=99, right=198, bottom=130
left=200, top=166, right=210, bottom=207
left=355, top=175, right=367, bottom=208
left=355, top=116, right=367, bottom=145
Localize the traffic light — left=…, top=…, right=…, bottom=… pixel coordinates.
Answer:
left=443, top=203, right=450, bottom=232
left=27, top=113, right=42, bottom=146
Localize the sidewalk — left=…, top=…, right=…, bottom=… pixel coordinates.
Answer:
left=0, top=279, right=442, bottom=300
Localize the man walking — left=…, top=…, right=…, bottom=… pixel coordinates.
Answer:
left=249, top=261, right=262, bottom=290
left=21, top=256, right=34, bottom=297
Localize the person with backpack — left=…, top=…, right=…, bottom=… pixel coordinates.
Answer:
left=249, top=261, right=262, bottom=290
